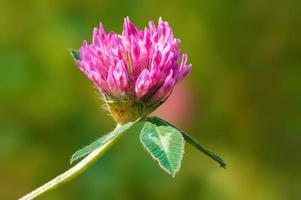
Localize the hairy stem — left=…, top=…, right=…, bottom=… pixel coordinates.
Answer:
left=19, top=125, right=121, bottom=200
left=180, top=132, right=226, bottom=168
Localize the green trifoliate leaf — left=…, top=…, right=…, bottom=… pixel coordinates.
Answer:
left=140, top=118, right=185, bottom=177
left=151, top=117, right=226, bottom=168
left=71, top=118, right=140, bottom=164
left=69, top=49, right=82, bottom=61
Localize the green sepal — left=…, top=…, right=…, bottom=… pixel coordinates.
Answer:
left=151, top=117, right=226, bottom=168
left=69, top=49, right=82, bottom=61
left=70, top=118, right=141, bottom=164
left=140, top=117, right=185, bottom=177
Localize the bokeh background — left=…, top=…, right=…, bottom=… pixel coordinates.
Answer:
left=1, top=0, right=300, bottom=199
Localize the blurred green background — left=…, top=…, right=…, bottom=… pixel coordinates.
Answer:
left=1, top=0, right=300, bottom=199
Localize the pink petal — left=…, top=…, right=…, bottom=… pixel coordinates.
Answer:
left=135, top=69, right=151, bottom=98
left=151, top=69, right=175, bottom=103
left=113, top=61, right=128, bottom=90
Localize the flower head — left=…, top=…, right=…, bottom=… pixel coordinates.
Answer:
left=73, top=17, right=192, bottom=124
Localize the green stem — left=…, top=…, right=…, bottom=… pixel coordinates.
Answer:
left=181, top=132, right=226, bottom=168
left=19, top=125, right=121, bottom=200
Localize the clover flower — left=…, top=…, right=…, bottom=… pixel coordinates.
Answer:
left=20, top=17, right=226, bottom=200
left=75, top=17, right=191, bottom=124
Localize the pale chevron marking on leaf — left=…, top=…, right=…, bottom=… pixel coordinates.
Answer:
left=140, top=121, right=184, bottom=177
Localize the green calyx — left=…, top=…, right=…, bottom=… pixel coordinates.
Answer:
left=106, top=99, right=145, bottom=125
left=105, top=96, right=168, bottom=125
